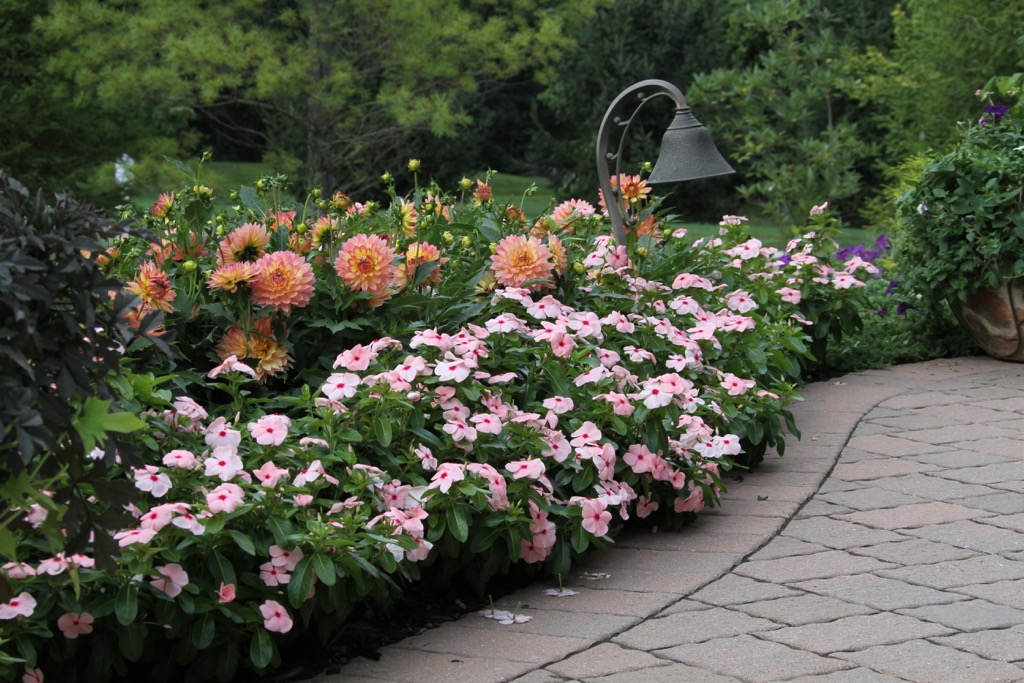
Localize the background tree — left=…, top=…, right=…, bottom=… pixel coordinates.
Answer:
left=872, top=0, right=1024, bottom=160
left=685, top=0, right=897, bottom=227
left=0, top=0, right=191, bottom=202
left=38, top=0, right=603, bottom=199
left=526, top=0, right=734, bottom=220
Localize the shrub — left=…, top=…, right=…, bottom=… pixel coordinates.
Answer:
left=0, top=173, right=163, bottom=572
left=0, top=164, right=872, bottom=682
left=894, top=73, right=1024, bottom=302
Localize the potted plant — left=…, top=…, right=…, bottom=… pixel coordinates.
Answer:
left=894, top=73, right=1024, bottom=360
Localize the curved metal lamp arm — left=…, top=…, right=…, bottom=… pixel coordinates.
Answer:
left=596, top=79, right=687, bottom=246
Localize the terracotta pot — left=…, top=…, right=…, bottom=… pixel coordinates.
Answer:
left=949, top=278, right=1024, bottom=361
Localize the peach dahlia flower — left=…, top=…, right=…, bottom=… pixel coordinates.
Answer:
left=333, top=233, right=397, bottom=294
left=250, top=251, right=315, bottom=314
left=490, top=235, right=554, bottom=291
left=216, top=317, right=291, bottom=382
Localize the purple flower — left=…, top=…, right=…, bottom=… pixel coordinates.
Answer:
left=884, top=280, right=900, bottom=296
left=777, top=253, right=791, bottom=266
left=979, top=104, right=1009, bottom=125
left=896, top=301, right=912, bottom=316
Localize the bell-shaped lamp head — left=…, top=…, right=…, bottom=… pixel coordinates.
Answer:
left=648, top=108, right=735, bottom=184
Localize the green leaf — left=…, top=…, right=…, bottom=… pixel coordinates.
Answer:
left=445, top=505, right=470, bottom=543
left=72, top=397, right=145, bottom=452
left=192, top=613, right=216, bottom=650
left=0, top=527, right=17, bottom=561
left=217, top=638, right=239, bottom=680
left=570, top=522, right=589, bottom=553
left=209, top=550, right=236, bottom=585
left=114, top=584, right=139, bottom=625
left=311, top=553, right=337, bottom=587
left=239, top=185, right=265, bottom=218
left=410, top=259, right=440, bottom=288
left=226, top=530, right=256, bottom=555
left=118, top=622, right=146, bottom=661
left=373, top=416, right=393, bottom=447
left=250, top=628, right=273, bottom=670
left=287, top=556, right=315, bottom=609
left=266, top=517, right=292, bottom=547
left=543, top=364, right=572, bottom=398
left=163, top=156, right=196, bottom=181
left=469, top=524, right=506, bottom=553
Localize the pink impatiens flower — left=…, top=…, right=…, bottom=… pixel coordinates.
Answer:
left=217, top=583, right=236, bottom=604
left=322, top=372, right=360, bottom=401
left=721, top=373, right=756, bottom=396
left=133, top=465, right=173, bottom=497
left=570, top=422, right=602, bottom=448
left=150, top=564, right=189, bottom=598
left=470, top=412, right=503, bottom=435
left=776, top=286, right=802, bottom=304
left=0, top=592, right=36, bottom=619
left=429, top=463, right=465, bottom=493
left=23, top=667, right=43, bottom=683
left=248, top=414, right=291, bottom=446
left=207, top=354, right=256, bottom=379
left=259, top=561, right=290, bottom=587
left=580, top=499, right=612, bottom=537
left=162, top=449, right=197, bottom=469
left=203, top=446, right=244, bottom=481
left=206, top=483, right=245, bottom=513
left=269, top=545, right=304, bottom=571
left=259, top=600, right=294, bottom=634
left=204, top=417, right=241, bottom=449
left=113, top=528, right=158, bottom=547
left=505, top=459, right=546, bottom=480
left=253, top=461, right=290, bottom=488
left=333, top=343, right=375, bottom=371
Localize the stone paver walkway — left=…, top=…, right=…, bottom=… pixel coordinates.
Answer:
left=315, top=357, right=1024, bottom=683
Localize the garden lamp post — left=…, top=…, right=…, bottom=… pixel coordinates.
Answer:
left=596, top=79, right=734, bottom=245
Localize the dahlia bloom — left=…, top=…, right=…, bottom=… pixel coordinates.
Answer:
left=473, top=180, right=492, bottom=203
left=618, top=174, right=651, bottom=203
left=250, top=250, right=315, bottom=314
left=397, top=241, right=444, bottom=289
left=217, top=223, right=271, bottom=265
left=126, top=262, right=176, bottom=314
left=215, top=317, right=291, bottom=382
left=549, top=198, right=596, bottom=233
left=490, top=235, right=555, bottom=291
left=396, top=199, right=418, bottom=237
left=151, top=192, right=174, bottom=219
left=311, top=216, right=338, bottom=248
left=208, top=261, right=258, bottom=293
left=547, top=234, right=567, bottom=276
left=334, top=233, right=397, bottom=294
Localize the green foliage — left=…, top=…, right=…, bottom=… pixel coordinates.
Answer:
left=872, top=0, right=1024, bottom=161
left=894, top=74, right=1024, bottom=302
left=0, top=167, right=879, bottom=681
left=824, top=279, right=977, bottom=372
left=0, top=173, right=160, bottom=568
left=687, top=0, right=886, bottom=227
left=528, top=0, right=734, bottom=220
left=39, top=0, right=603, bottom=198
left=0, top=1, right=184, bottom=203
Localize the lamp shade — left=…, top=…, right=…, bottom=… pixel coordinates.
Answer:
left=647, top=109, right=735, bottom=184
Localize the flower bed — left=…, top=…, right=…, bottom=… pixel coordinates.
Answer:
left=0, top=166, right=872, bottom=682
